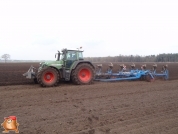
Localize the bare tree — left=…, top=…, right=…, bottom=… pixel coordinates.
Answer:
left=1, top=54, right=10, bottom=63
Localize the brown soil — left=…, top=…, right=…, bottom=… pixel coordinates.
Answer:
left=0, top=80, right=178, bottom=134
left=0, top=63, right=39, bottom=86
left=0, top=62, right=178, bottom=133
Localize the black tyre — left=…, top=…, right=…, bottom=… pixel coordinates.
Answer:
left=71, top=63, right=95, bottom=85
left=145, top=74, right=154, bottom=82
left=37, top=67, right=59, bottom=87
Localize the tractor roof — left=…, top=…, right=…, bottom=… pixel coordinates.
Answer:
left=61, top=48, right=83, bottom=52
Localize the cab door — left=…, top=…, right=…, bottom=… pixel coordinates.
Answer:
left=65, top=51, right=77, bottom=69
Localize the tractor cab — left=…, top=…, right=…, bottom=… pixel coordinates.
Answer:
left=60, top=49, right=84, bottom=69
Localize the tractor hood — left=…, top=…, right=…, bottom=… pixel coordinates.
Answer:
left=39, top=60, right=63, bottom=70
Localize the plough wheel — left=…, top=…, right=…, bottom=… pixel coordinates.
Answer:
left=72, top=63, right=94, bottom=85
left=146, top=74, right=154, bottom=82
left=37, top=67, right=59, bottom=87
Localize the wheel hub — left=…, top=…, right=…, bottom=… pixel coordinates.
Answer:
left=82, top=73, right=86, bottom=77
left=44, top=72, right=54, bottom=82
left=78, top=68, right=91, bottom=83
left=46, top=75, right=51, bottom=80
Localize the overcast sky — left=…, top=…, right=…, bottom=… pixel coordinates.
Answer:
left=0, top=0, right=178, bottom=60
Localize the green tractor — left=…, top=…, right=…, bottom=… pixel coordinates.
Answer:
left=23, top=48, right=95, bottom=87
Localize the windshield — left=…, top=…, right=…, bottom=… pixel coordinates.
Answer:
left=66, top=51, right=77, bottom=60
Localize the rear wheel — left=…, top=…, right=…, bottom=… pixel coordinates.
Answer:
left=72, top=63, right=94, bottom=85
left=37, top=67, right=59, bottom=87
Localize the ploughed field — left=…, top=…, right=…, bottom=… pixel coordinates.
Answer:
left=0, top=80, right=178, bottom=133
left=0, top=62, right=178, bottom=133
left=0, top=62, right=178, bottom=86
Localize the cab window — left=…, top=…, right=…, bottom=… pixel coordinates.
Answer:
left=78, top=52, right=83, bottom=59
left=67, top=51, right=77, bottom=60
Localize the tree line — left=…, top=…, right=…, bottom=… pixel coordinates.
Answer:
left=1, top=53, right=178, bottom=62
left=84, top=53, right=178, bottom=62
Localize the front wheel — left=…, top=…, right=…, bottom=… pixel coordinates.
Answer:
left=71, top=63, right=95, bottom=85
left=37, top=67, right=59, bottom=87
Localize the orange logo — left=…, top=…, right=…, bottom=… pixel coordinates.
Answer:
left=1, top=116, right=19, bottom=133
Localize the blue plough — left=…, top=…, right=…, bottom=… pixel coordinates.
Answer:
left=95, top=63, right=169, bottom=82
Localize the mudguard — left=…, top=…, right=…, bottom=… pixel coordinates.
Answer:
left=72, top=60, right=95, bottom=70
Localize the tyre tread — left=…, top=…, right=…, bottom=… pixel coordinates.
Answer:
left=71, top=63, right=94, bottom=85
left=37, top=67, right=59, bottom=87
